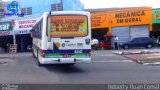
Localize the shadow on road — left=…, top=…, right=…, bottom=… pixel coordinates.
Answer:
left=42, top=64, right=86, bottom=73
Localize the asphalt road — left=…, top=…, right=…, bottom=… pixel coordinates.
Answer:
left=0, top=50, right=160, bottom=84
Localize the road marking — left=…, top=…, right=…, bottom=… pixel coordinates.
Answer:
left=147, top=56, right=160, bottom=59
left=143, top=62, right=160, bottom=65
left=93, top=60, right=133, bottom=63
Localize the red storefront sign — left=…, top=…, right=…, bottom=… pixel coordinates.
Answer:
left=13, top=18, right=37, bottom=34
left=18, top=20, right=36, bottom=29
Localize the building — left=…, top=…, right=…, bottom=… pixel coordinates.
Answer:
left=0, top=9, right=4, bottom=18
left=0, top=1, right=10, bottom=18
left=0, top=15, right=41, bottom=52
left=152, top=8, right=160, bottom=38
left=20, top=0, right=84, bottom=15
left=0, top=0, right=84, bottom=16
left=88, top=7, right=152, bottom=48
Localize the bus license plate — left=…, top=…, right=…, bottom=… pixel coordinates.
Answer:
left=63, top=54, right=71, bottom=58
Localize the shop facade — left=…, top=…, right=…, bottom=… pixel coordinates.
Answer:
left=0, top=17, right=38, bottom=53
left=91, top=7, right=152, bottom=45
left=152, top=9, right=160, bottom=38
left=13, top=18, right=38, bottom=52
left=91, top=11, right=110, bottom=41
left=0, top=21, right=13, bottom=52
left=110, top=7, right=152, bottom=43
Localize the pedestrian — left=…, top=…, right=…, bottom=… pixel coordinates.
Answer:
left=114, top=35, right=119, bottom=49
left=100, top=40, right=105, bottom=50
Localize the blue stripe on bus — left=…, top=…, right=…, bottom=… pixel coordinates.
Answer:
left=45, top=49, right=90, bottom=54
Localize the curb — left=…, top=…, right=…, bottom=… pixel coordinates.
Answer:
left=112, top=50, right=160, bottom=55
left=112, top=50, right=160, bottom=65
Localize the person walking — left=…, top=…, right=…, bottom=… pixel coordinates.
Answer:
left=100, top=40, right=105, bottom=50
left=114, top=35, right=119, bottom=49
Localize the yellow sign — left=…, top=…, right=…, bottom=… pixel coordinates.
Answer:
left=91, top=12, right=110, bottom=29
left=50, top=15, right=88, bottom=37
left=110, top=7, right=152, bottom=27
left=91, top=7, right=152, bottom=31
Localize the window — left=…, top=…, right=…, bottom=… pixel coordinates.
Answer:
left=21, top=7, right=32, bottom=15
left=49, top=15, right=88, bottom=37
left=51, top=0, right=63, bottom=11
left=32, top=19, right=43, bottom=39
left=46, top=16, right=50, bottom=37
left=0, top=9, right=4, bottom=18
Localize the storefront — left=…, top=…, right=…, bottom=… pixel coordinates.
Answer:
left=0, top=21, right=13, bottom=53
left=0, top=17, right=38, bottom=52
left=91, top=12, right=110, bottom=41
left=91, top=7, right=152, bottom=44
left=13, top=18, right=37, bottom=52
left=152, top=9, right=160, bottom=38
left=110, top=7, right=152, bottom=44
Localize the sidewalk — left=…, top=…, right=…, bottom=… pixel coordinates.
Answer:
left=112, top=49, right=160, bottom=65
left=0, top=52, right=31, bottom=58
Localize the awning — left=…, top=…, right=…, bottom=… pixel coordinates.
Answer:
left=104, top=33, right=113, bottom=37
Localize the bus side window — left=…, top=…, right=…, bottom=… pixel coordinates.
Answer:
left=31, top=29, right=34, bottom=37
left=31, top=27, right=35, bottom=37
left=47, top=15, right=51, bottom=42
left=38, top=22, right=41, bottom=38
left=46, top=16, right=49, bottom=36
left=35, top=25, right=38, bottom=38
left=40, top=19, right=43, bottom=39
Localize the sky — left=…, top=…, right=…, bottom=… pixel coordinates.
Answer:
left=1, top=0, right=160, bottom=9
left=80, top=0, right=160, bottom=9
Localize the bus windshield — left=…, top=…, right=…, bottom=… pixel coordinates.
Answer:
left=49, top=15, right=88, bottom=37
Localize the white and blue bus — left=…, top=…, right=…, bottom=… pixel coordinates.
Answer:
left=32, top=11, right=91, bottom=65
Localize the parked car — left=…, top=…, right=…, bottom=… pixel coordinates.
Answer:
left=119, top=37, right=154, bottom=49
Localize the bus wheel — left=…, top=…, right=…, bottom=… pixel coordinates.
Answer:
left=37, top=50, right=43, bottom=67
left=37, top=57, right=44, bottom=67
left=38, top=62, right=43, bottom=67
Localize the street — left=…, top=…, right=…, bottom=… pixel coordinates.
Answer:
left=0, top=49, right=160, bottom=84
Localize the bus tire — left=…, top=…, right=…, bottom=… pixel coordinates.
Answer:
left=38, top=62, right=43, bottom=67
left=37, top=57, right=44, bottom=67
left=37, top=50, right=43, bottom=66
